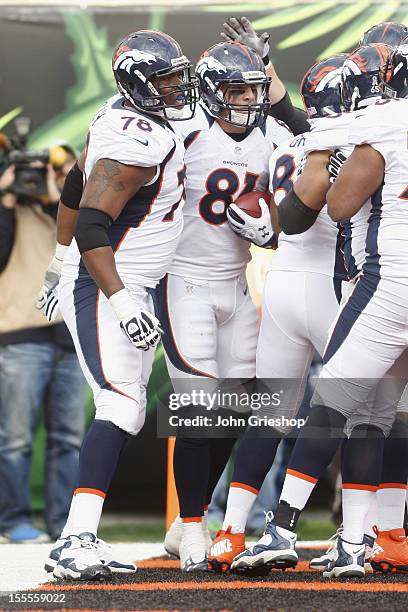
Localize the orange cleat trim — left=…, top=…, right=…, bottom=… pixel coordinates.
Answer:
left=208, top=527, right=246, bottom=573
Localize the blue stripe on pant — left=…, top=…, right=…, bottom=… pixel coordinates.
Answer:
left=73, top=277, right=115, bottom=392
left=154, top=275, right=209, bottom=377
left=324, top=184, right=383, bottom=365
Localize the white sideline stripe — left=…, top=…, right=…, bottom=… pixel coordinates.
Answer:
left=0, top=543, right=165, bottom=593
left=0, top=541, right=328, bottom=592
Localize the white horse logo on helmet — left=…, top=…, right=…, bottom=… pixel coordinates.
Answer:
left=196, top=56, right=228, bottom=79
left=114, top=50, right=157, bottom=73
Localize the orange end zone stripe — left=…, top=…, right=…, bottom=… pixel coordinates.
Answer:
left=230, top=482, right=259, bottom=495
left=182, top=516, right=202, bottom=523
left=342, top=483, right=378, bottom=492
left=137, top=559, right=315, bottom=572
left=74, top=487, right=106, bottom=499
left=286, top=469, right=318, bottom=484
left=37, top=581, right=408, bottom=593
left=378, top=482, right=408, bottom=490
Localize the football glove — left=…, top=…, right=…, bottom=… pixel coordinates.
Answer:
left=109, top=288, right=163, bottom=351
left=221, top=16, right=270, bottom=60
left=327, top=149, right=347, bottom=183
left=36, top=243, right=68, bottom=322
left=227, top=197, right=277, bottom=248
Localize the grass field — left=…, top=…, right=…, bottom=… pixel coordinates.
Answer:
left=96, top=518, right=338, bottom=543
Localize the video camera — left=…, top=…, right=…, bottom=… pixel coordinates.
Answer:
left=0, top=117, right=69, bottom=197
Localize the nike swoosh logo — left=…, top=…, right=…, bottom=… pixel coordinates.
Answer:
left=132, top=136, right=149, bottom=146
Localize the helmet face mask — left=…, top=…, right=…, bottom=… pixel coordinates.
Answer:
left=340, top=44, right=392, bottom=111
left=112, top=30, right=199, bottom=121
left=196, top=43, right=271, bottom=128
left=381, top=43, right=408, bottom=99
left=300, top=54, right=347, bottom=119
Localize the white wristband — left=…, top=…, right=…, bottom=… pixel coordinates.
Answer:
left=55, top=241, right=69, bottom=262
left=109, top=288, right=135, bottom=320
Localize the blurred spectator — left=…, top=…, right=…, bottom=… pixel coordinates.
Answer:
left=0, top=147, right=86, bottom=543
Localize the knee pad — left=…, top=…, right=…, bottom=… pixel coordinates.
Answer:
left=95, top=390, right=146, bottom=436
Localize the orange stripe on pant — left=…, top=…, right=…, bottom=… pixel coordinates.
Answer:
left=286, top=468, right=318, bottom=484
left=342, top=483, right=378, bottom=492
left=74, top=487, right=106, bottom=499
left=230, top=481, right=259, bottom=495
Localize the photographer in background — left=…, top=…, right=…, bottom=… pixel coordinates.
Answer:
left=0, top=139, right=86, bottom=543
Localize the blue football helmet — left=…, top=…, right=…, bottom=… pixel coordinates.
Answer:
left=341, top=43, right=392, bottom=111
left=360, top=22, right=407, bottom=47
left=195, top=42, right=271, bottom=128
left=300, top=54, right=348, bottom=119
left=112, top=30, right=199, bottom=120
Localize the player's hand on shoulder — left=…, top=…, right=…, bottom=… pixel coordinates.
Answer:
left=326, top=149, right=347, bottom=184
left=227, top=197, right=277, bottom=249
left=221, top=16, right=269, bottom=60
left=109, top=288, right=163, bottom=351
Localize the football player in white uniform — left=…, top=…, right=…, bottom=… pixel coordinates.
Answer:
left=234, top=42, right=408, bottom=579
left=157, top=41, right=292, bottom=572
left=207, top=54, right=348, bottom=573
left=44, top=30, right=199, bottom=581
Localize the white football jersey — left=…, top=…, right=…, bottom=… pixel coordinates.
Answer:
left=348, top=98, right=408, bottom=281
left=63, top=94, right=185, bottom=289
left=168, top=103, right=292, bottom=279
left=269, top=127, right=341, bottom=278
left=302, top=112, right=371, bottom=280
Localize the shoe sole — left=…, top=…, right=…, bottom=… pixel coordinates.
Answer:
left=164, top=545, right=180, bottom=559
left=309, top=561, right=329, bottom=570
left=53, top=565, right=111, bottom=581
left=105, top=564, right=137, bottom=574
left=371, top=560, right=408, bottom=574
left=323, top=566, right=365, bottom=578
left=44, top=562, right=55, bottom=573
left=232, top=551, right=298, bottom=573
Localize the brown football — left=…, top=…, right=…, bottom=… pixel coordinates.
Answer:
left=233, top=191, right=271, bottom=218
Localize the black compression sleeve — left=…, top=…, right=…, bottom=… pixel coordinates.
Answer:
left=278, top=189, right=319, bottom=235
left=75, top=207, right=113, bottom=254
left=60, top=162, right=83, bottom=210
left=0, top=204, right=15, bottom=272
left=270, top=92, right=310, bottom=135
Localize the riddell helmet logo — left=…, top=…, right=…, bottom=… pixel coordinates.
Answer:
left=113, top=49, right=157, bottom=72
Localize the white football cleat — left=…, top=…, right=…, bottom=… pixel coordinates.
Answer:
left=52, top=533, right=111, bottom=581
left=310, top=527, right=373, bottom=573
left=322, top=536, right=365, bottom=578
left=164, top=514, right=212, bottom=558
left=231, top=522, right=298, bottom=573
left=179, top=522, right=208, bottom=572
left=46, top=535, right=136, bottom=574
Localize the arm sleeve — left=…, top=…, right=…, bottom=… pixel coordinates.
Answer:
left=0, top=203, right=15, bottom=273
left=269, top=92, right=310, bottom=135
